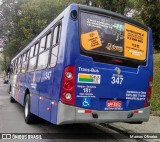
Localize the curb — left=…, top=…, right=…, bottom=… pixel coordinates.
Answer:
left=102, top=123, right=134, bottom=136
left=101, top=123, right=148, bottom=142
left=150, top=111, right=160, bottom=117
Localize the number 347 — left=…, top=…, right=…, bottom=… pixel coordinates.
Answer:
left=111, top=77, right=123, bottom=84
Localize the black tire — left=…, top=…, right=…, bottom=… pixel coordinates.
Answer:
left=24, top=95, right=37, bottom=124
left=9, top=89, right=15, bottom=103
left=10, top=95, right=15, bottom=103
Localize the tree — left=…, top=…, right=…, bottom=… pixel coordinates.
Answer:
left=133, top=0, right=160, bottom=51
left=0, top=0, right=67, bottom=71
left=0, top=0, right=29, bottom=71
left=96, top=0, right=134, bottom=16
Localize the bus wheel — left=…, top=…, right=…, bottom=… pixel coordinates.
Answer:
left=24, top=95, right=36, bottom=124
left=10, top=96, right=15, bottom=103
left=9, top=91, right=15, bottom=103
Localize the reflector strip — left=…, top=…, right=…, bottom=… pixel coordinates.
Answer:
left=134, top=110, right=143, bottom=114
left=134, top=110, right=138, bottom=114
left=77, top=110, right=92, bottom=114
left=47, top=108, right=51, bottom=111
left=51, top=101, right=57, bottom=106
left=85, top=110, right=92, bottom=113
left=138, top=110, right=143, bottom=113
left=77, top=110, right=85, bottom=113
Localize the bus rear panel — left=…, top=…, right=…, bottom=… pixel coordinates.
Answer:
left=57, top=4, right=153, bottom=124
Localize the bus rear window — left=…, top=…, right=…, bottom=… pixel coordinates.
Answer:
left=80, top=12, right=148, bottom=67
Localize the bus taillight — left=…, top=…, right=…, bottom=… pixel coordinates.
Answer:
left=64, top=81, right=73, bottom=89
left=145, top=77, right=153, bottom=107
left=60, top=66, right=75, bottom=105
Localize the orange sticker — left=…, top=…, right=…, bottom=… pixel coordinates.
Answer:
left=124, top=23, right=147, bottom=60
left=81, top=30, right=102, bottom=50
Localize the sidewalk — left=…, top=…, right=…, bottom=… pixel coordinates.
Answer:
left=109, top=115, right=160, bottom=142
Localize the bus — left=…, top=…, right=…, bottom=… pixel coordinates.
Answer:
left=9, top=3, right=153, bottom=125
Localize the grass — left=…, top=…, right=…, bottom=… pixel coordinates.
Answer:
left=151, top=53, right=160, bottom=111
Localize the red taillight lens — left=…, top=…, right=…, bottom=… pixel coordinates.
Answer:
left=64, top=81, right=73, bottom=89
left=60, top=66, right=75, bottom=105
left=145, top=77, right=153, bottom=107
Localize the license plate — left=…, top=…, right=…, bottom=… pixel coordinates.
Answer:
left=106, top=100, right=122, bottom=108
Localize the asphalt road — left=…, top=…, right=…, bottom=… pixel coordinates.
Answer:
left=0, top=78, right=138, bottom=142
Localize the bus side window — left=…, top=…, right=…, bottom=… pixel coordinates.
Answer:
left=39, top=36, right=46, bottom=53
left=29, top=58, right=37, bottom=71
left=25, top=50, right=30, bottom=72
left=52, top=26, right=58, bottom=46
left=13, top=60, right=16, bottom=74
left=50, top=46, right=58, bottom=67
left=21, top=54, right=24, bottom=73
left=50, top=24, right=61, bottom=67
left=37, top=31, right=51, bottom=69
left=26, top=50, right=30, bottom=60
left=34, top=43, right=39, bottom=55
left=14, top=59, right=17, bottom=74
left=17, top=58, right=19, bottom=74
left=28, top=46, right=37, bottom=71
left=46, top=32, right=51, bottom=48
left=23, top=53, right=26, bottom=62
left=21, top=52, right=27, bottom=73
left=20, top=56, right=22, bottom=73
left=37, top=50, right=49, bottom=69
left=30, top=45, right=35, bottom=58
left=16, top=58, right=19, bottom=73
left=17, top=57, right=22, bottom=74
left=57, top=24, right=61, bottom=43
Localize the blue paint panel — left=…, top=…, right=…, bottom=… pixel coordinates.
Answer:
left=25, top=72, right=30, bottom=89
left=29, top=70, right=41, bottom=114
left=30, top=94, right=39, bottom=115
left=56, top=4, right=153, bottom=112
left=74, top=29, right=153, bottom=111
left=19, top=73, right=27, bottom=105
left=39, top=68, right=53, bottom=98
left=75, top=59, right=151, bottom=110
left=39, top=98, right=51, bottom=121
left=50, top=64, right=63, bottom=124
left=29, top=72, right=36, bottom=93
left=16, top=74, right=22, bottom=103
left=19, top=87, right=25, bottom=105
left=34, top=70, right=41, bottom=94
left=50, top=102, right=58, bottom=124
left=38, top=68, right=55, bottom=122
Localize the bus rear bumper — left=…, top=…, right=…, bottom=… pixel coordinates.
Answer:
left=57, top=101, right=150, bottom=125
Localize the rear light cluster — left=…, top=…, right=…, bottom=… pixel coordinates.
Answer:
left=77, top=110, right=92, bottom=114
left=145, top=77, right=153, bottom=107
left=60, top=66, right=75, bottom=105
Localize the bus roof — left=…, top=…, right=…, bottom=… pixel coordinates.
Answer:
left=79, top=4, right=148, bottom=30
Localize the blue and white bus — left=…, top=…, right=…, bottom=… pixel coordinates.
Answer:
left=9, top=4, right=153, bottom=125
